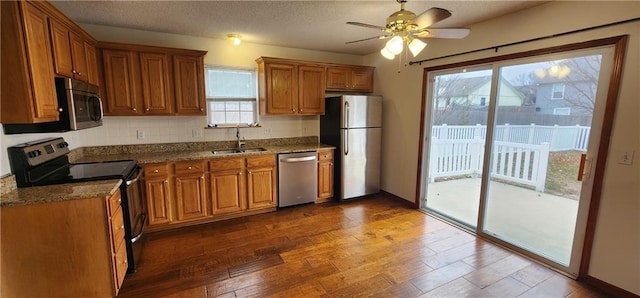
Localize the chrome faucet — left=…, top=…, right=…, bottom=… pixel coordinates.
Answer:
left=236, top=127, right=246, bottom=150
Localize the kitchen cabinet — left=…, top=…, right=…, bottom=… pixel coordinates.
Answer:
left=49, top=18, right=91, bottom=82
left=326, top=66, right=374, bottom=92
left=100, top=42, right=207, bottom=116
left=317, top=149, right=334, bottom=202
left=1, top=1, right=59, bottom=123
left=209, top=158, right=246, bottom=215
left=174, top=160, right=208, bottom=221
left=143, top=163, right=173, bottom=226
left=102, top=49, right=142, bottom=115
left=256, top=57, right=326, bottom=115
left=84, top=42, right=100, bottom=86
left=246, top=155, right=278, bottom=210
left=1, top=190, right=126, bottom=297
left=140, top=52, right=173, bottom=115
left=173, top=55, right=206, bottom=115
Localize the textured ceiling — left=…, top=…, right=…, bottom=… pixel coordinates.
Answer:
left=50, top=1, right=548, bottom=56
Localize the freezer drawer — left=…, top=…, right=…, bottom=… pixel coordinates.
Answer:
left=278, top=152, right=318, bottom=207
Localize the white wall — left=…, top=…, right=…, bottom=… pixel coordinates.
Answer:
left=366, top=1, right=639, bottom=294
left=1, top=24, right=365, bottom=176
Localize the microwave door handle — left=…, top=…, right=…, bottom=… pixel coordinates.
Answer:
left=90, top=96, right=103, bottom=121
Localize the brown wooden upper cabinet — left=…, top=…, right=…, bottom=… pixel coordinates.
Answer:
left=326, top=66, right=374, bottom=92
left=1, top=1, right=60, bottom=123
left=256, top=57, right=326, bottom=115
left=100, top=42, right=207, bottom=116
left=1, top=1, right=100, bottom=124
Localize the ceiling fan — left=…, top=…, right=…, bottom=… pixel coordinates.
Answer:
left=346, top=0, right=470, bottom=59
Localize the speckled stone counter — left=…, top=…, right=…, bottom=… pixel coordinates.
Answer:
left=72, top=137, right=335, bottom=164
left=0, top=179, right=121, bottom=208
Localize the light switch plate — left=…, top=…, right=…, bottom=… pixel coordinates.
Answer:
left=618, top=150, right=634, bottom=165
left=136, top=130, right=146, bottom=140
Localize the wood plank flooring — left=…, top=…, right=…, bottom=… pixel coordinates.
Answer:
left=117, top=195, right=605, bottom=297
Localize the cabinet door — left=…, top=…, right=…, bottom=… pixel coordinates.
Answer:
left=145, top=177, right=172, bottom=225
left=140, top=52, right=173, bottom=115
left=173, top=55, right=205, bottom=115
left=84, top=42, right=100, bottom=86
left=350, top=68, right=374, bottom=92
left=21, top=3, right=59, bottom=122
left=49, top=18, right=74, bottom=78
left=264, top=63, right=297, bottom=115
left=210, top=170, right=246, bottom=215
left=102, top=49, right=142, bottom=115
left=247, top=167, right=277, bottom=210
left=69, top=31, right=88, bottom=81
left=326, top=67, right=350, bottom=90
left=298, top=65, right=325, bottom=115
left=317, top=150, right=334, bottom=201
left=175, top=174, right=208, bottom=220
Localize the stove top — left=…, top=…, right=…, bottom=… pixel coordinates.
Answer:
left=37, top=160, right=138, bottom=186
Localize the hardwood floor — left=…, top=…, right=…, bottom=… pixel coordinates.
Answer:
left=117, top=195, right=605, bottom=297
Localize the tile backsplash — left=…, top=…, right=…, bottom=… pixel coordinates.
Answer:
left=80, top=115, right=319, bottom=146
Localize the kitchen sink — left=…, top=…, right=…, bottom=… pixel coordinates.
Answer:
left=211, top=148, right=267, bottom=155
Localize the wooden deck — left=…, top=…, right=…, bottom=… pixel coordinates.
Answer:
left=117, top=194, right=604, bottom=297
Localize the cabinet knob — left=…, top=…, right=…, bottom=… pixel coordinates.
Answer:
left=200, top=107, right=204, bottom=112
left=291, top=108, right=295, bottom=112
left=132, top=107, right=137, bottom=111
left=58, top=108, right=64, bottom=112
left=164, top=180, right=168, bottom=183
left=145, top=108, right=150, bottom=112
left=187, top=166, right=192, bottom=170
left=153, top=169, right=159, bottom=173
left=120, top=225, right=125, bottom=230
left=124, top=260, right=128, bottom=264
left=118, top=198, right=122, bottom=203
left=299, top=109, right=303, bottom=112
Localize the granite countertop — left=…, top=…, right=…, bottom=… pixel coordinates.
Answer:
left=74, top=143, right=336, bottom=164
left=1, top=179, right=122, bottom=208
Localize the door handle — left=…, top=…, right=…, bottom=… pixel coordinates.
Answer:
left=281, top=156, right=316, bottom=163
left=577, top=153, right=590, bottom=181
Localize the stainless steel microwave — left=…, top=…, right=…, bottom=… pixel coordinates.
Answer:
left=3, top=78, right=103, bottom=134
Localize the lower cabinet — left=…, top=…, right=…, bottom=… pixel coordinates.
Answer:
left=246, top=155, right=278, bottom=210
left=317, top=149, right=335, bottom=202
left=174, top=160, right=208, bottom=221
left=1, top=190, right=126, bottom=297
left=142, top=154, right=278, bottom=231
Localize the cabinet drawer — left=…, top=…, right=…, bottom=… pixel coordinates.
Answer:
left=110, top=208, right=125, bottom=252
left=107, top=190, right=122, bottom=216
left=113, top=240, right=128, bottom=290
left=318, top=150, right=334, bottom=161
left=144, top=163, right=169, bottom=177
left=246, top=155, right=275, bottom=168
left=174, top=160, right=205, bottom=175
left=210, top=157, right=244, bottom=171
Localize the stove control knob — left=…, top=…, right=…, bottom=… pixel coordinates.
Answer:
left=27, top=150, right=42, bottom=158
left=58, top=142, right=69, bottom=149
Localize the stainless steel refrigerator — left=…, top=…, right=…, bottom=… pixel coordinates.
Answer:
left=320, top=95, right=382, bottom=200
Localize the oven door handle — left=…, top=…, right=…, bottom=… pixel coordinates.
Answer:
left=131, top=213, right=146, bottom=244
left=126, top=166, right=143, bottom=186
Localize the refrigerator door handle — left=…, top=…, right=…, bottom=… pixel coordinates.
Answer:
left=344, top=101, right=350, bottom=156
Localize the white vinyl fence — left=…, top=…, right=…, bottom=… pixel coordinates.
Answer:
left=432, top=124, right=590, bottom=151
left=429, top=138, right=551, bottom=192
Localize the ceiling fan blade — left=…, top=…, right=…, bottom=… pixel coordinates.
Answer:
left=346, top=22, right=387, bottom=31
left=411, top=7, right=452, bottom=29
left=414, top=28, right=470, bottom=39
left=345, top=35, right=389, bottom=44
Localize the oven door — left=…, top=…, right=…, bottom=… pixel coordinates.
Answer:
left=125, top=166, right=146, bottom=272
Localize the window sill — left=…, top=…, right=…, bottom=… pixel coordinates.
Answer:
left=206, top=124, right=262, bottom=129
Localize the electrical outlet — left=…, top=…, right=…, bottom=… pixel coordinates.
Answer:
left=136, top=130, right=146, bottom=140
left=192, top=129, right=203, bottom=138
left=264, top=128, right=271, bottom=136
left=618, top=150, right=635, bottom=165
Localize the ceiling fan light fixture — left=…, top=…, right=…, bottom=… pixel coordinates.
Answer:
left=385, top=35, right=404, bottom=55
left=380, top=47, right=396, bottom=60
left=408, top=38, right=427, bottom=57
left=227, top=34, right=242, bottom=46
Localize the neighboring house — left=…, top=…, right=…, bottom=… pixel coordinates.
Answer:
left=434, top=76, right=524, bottom=110
left=532, top=56, right=600, bottom=116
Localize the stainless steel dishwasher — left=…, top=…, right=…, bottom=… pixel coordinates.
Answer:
left=278, top=151, right=318, bottom=207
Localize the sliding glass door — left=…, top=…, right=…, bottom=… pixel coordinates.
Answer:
left=421, top=45, right=616, bottom=275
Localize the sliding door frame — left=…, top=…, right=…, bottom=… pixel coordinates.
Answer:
left=415, top=35, right=628, bottom=279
